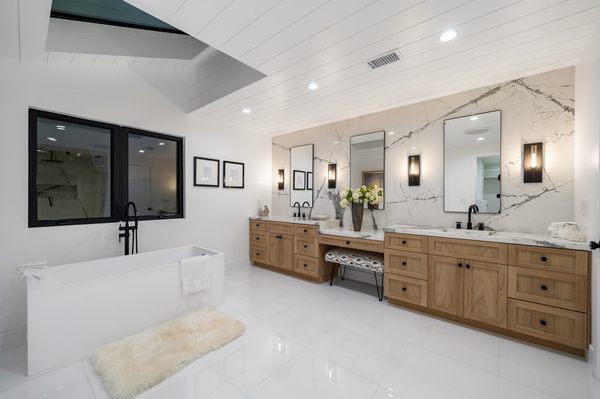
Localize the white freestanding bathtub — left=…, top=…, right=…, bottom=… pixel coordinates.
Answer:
left=25, top=245, right=224, bottom=376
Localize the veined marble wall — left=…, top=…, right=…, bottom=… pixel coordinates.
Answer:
left=272, top=67, right=574, bottom=234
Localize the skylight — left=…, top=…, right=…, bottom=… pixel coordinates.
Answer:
left=51, top=0, right=184, bottom=34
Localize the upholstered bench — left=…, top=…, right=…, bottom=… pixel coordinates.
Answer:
left=325, top=248, right=384, bottom=301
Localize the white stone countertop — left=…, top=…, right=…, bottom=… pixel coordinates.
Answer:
left=383, top=225, right=590, bottom=251
left=249, top=215, right=322, bottom=226
left=319, top=227, right=385, bottom=241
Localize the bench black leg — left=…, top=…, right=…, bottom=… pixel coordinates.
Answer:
left=330, top=264, right=337, bottom=286
left=374, top=271, right=383, bottom=301
left=341, top=265, right=347, bottom=281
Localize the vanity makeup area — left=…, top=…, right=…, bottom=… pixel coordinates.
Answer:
left=253, top=109, right=591, bottom=357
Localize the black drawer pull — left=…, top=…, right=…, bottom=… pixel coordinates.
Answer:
left=540, top=256, right=548, bottom=262
left=255, top=237, right=260, bottom=240
left=255, top=252, right=260, bottom=256
left=465, top=264, right=471, bottom=269
left=402, top=240, right=407, bottom=244
left=539, top=319, right=547, bottom=326
left=303, top=263, right=308, bottom=267
left=401, top=287, right=407, bottom=292
left=346, top=241, right=350, bottom=245
left=303, top=245, right=308, bottom=249
left=457, top=262, right=463, bottom=268
left=303, top=229, right=307, bottom=233
left=540, top=284, right=548, bottom=291
left=255, top=224, right=260, bottom=227
left=401, top=261, right=407, bottom=266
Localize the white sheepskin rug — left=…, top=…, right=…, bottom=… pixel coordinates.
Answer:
left=90, top=308, right=245, bottom=399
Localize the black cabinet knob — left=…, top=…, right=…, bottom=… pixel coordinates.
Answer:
left=303, top=245, right=308, bottom=249
left=303, top=264, right=307, bottom=267
left=540, top=284, right=548, bottom=290
left=346, top=241, right=350, bottom=245
left=303, top=229, right=307, bottom=233
left=458, top=262, right=463, bottom=268
left=539, top=319, right=547, bottom=326
left=540, top=256, right=548, bottom=262
left=401, top=261, right=407, bottom=266
left=402, top=240, right=407, bottom=244
left=255, top=224, right=259, bottom=227
left=255, top=237, right=260, bottom=240
left=401, top=287, right=407, bottom=292
left=255, top=253, right=259, bottom=256
left=465, top=264, right=471, bottom=269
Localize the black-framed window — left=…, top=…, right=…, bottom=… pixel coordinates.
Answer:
left=29, top=109, right=184, bottom=227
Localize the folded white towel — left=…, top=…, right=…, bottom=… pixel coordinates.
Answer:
left=547, top=222, right=586, bottom=242
left=16, top=262, right=47, bottom=281
left=180, top=255, right=210, bottom=296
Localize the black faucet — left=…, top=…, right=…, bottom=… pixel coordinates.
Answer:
left=467, top=204, right=479, bottom=230
left=301, top=201, right=311, bottom=219
left=293, top=201, right=301, bottom=218
left=119, top=201, right=139, bottom=255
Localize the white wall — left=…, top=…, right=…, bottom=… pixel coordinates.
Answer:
left=575, top=29, right=600, bottom=379
left=0, top=61, right=271, bottom=350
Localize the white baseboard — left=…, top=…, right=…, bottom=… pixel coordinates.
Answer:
left=0, top=327, right=26, bottom=352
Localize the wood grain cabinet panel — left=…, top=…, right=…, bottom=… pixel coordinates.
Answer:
left=294, top=255, right=318, bottom=277
left=319, top=235, right=384, bottom=252
left=250, top=246, right=268, bottom=264
left=384, top=250, right=427, bottom=280
left=294, top=225, right=318, bottom=237
left=463, top=261, right=507, bottom=328
left=268, top=232, right=294, bottom=271
left=385, top=233, right=427, bottom=253
left=428, top=237, right=507, bottom=264
left=508, top=299, right=586, bottom=349
left=250, top=220, right=267, bottom=231
left=428, top=256, right=464, bottom=317
left=508, top=267, right=587, bottom=312
left=269, top=222, right=295, bottom=234
left=251, top=231, right=268, bottom=248
left=295, top=237, right=318, bottom=257
left=508, top=245, right=588, bottom=276
left=385, top=274, right=427, bottom=307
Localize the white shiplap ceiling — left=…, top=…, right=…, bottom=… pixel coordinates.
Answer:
left=2, top=1, right=599, bottom=136
left=124, top=0, right=600, bottom=136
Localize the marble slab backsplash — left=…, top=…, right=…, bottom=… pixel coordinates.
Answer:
left=272, top=67, right=574, bottom=234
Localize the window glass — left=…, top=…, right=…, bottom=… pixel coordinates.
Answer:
left=128, top=133, right=179, bottom=217
left=35, top=117, right=111, bottom=221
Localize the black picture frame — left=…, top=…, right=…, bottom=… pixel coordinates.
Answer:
left=306, top=172, right=313, bottom=190
left=293, top=170, right=306, bottom=190
left=193, top=157, right=220, bottom=187
left=223, top=161, right=245, bottom=189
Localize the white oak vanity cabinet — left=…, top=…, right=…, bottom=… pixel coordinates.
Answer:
left=384, top=232, right=591, bottom=356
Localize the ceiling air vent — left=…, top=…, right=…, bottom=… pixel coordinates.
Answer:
left=367, top=50, right=401, bottom=69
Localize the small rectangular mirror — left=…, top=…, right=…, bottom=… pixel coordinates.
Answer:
left=350, top=131, right=385, bottom=209
left=290, top=144, right=314, bottom=207
left=444, top=111, right=501, bottom=213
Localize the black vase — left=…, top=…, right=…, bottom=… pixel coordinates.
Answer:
left=351, top=203, right=364, bottom=232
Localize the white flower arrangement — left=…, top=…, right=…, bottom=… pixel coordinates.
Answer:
left=340, top=185, right=384, bottom=208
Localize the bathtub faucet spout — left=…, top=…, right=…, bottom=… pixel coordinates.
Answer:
left=119, top=202, right=139, bottom=255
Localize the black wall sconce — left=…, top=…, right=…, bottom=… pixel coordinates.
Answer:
left=523, top=142, right=543, bottom=183
left=408, top=155, right=420, bottom=186
left=277, top=169, right=285, bottom=190
left=328, top=163, right=337, bottom=189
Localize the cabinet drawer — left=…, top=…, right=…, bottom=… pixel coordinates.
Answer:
left=508, top=245, right=588, bottom=276
left=295, top=237, right=318, bottom=257
left=384, top=274, right=427, bottom=307
left=295, top=224, right=318, bottom=237
left=250, top=246, right=268, bottom=264
left=385, top=233, right=427, bottom=253
left=269, top=222, right=295, bottom=234
left=384, top=250, right=427, bottom=279
left=508, top=299, right=586, bottom=349
left=319, top=235, right=384, bottom=252
left=508, top=267, right=587, bottom=312
left=251, top=231, right=268, bottom=248
left=294, top=255, right=318, bottom=277
left=250, top=220, right=267, bottom=231
left=428, top=237, right=507, bottom=264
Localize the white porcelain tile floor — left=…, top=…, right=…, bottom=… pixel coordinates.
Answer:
left=0, top=260, right=598, bottom=399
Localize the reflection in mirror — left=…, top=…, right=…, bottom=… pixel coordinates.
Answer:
left=350, top=131, right=385, bottom=209
left=290, top=144, right=313, bottom=207
left=444, top=111, right=501, bottom=213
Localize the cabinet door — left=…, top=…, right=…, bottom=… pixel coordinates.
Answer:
left=268, top=233, right=281, bottom=267
left=280, top=234, right=294, bottom=271
left=428, top=255, right=464, bottom=316
left=464, top=260, right=507, bottom=327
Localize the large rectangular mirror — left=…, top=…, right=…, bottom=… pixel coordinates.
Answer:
left=350, top=131, right=385, bottom=209
left=444, top=110, right=501, bottom=213
left=290, top=144, right=314, bottom=207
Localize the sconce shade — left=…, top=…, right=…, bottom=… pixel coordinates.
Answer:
left=523, top=143, right=543, bottom=183
left=277, top=169, right=285, bottom=190
left=408, top=155, right=420, bottom=186
left=328, top=163, right=337, bottom=189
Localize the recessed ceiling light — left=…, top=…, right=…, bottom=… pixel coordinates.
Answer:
left=470, top=116, right=479, bottom=121
left=158, top=142, right=165, bottom=146
left=139, top=150, right=145, bottom=153
left=47, top=137, right=57, bottom=142
left=440, top=29, right=457, bottom=42
left=410, top=146, right=416, bottom=150
left=308, top=82, right=319, bottom=90
left=388, top=131, right=395, bottom=135
left=477, top=137, right=485, bottom=141
left=242, top=108, right=251, bottom=114
left=56, top=125, right=66, bottom=130
left=333, top=141, right=340, bottom=144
